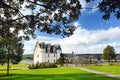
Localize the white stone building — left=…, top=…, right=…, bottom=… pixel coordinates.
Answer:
left=33, top=42, right=62, bottom=64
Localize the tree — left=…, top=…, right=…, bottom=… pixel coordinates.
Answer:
left=0, top=0, right=81, bottom=39
left=1, top=0, right=119, bottom=40
left=0, top=34, right=24, bottom=76
left=57, top=57, right=65, bottom=66
left=102, top=45, right=116, bottom=63
left=86, top=0, right=120, bottom=20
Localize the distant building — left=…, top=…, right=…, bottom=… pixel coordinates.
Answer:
left=33, top=42, right=61, bottom=64
left=61, top=53, right=120, bottom=63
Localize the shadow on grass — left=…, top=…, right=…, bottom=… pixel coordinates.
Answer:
left=0, top=74, right=13, bottom=77
left=0, top=69, right=20, bottom=71
left=0, top=73, right=120, bottom=80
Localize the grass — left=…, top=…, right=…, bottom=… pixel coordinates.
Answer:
left=81, top=65, right=120, bottom=75
left=0, top=64, right=120, bottom=80
left=0, top=63, right=29, bottom=70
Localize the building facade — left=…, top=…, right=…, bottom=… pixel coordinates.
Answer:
left=33, top=42, right=61, bottom=64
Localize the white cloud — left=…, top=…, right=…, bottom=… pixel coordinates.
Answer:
left=10, top=27, right=15, bottom=33
left=74, top=22, right=81, bottom=27
left=23, top=46, right=34, bottom=54
left=79, top=0, right=99, bottom=13
left=18, top=30, right=24, bottom=37
left=79, top=0, right=87, bottom=8
left=23, top=25, right=120, bottom=54
left=89, top=6, right=98, bottom=14
left=79, top=0, right=87, bottom=12
left=20, top=2, right=32, bottom=15
left=87, top=0, right=102, bottom=14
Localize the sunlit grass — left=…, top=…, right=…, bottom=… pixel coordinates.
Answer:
left=0, top=63, right=29, bottom=69
left=82, top=65, right=120, bottom=75
left=0, top=65, right=120, bottom=80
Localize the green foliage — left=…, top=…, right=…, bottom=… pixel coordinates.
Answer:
left=86, top=0, right=120, bottom=20
left=98, top=0, right=120, bottom=20
left=0, top=0, right=120, bottom=40
left=102, top=45, right=116, bottom=62
left=0, top=0, right=81, bottom=39
left=0, top=34, right=24, bottom=75
left=56, top=57, right=65, bottom=66
left=29, top=62, right=57, bottom=69
left=0, top=35, right=24, bottom=64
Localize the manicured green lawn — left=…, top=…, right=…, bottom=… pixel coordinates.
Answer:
left=82, top=65, right=120, bottom=75
left=0, top=66, right=120, bottom=80
left=0, top=63, right=29, bottom=70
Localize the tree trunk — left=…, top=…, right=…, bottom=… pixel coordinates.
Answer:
left=108, top=59, right=110, bottom=66
left=7, top=55, right=10, bottom=76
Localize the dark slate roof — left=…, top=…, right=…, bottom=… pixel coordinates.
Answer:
left=57, top=45, right=61, bottom=50
left=39, top=42, right=61, bottom=53
left=39, top=43, right=45, bottom=49
left=50, top=45, right=54, bottom=53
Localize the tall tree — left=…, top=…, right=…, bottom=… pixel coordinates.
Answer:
left=102, top=45, right=116, bottom=63
left=0, top=35, right=24, bottom=76
left=0, top=0, right=81, bottom=39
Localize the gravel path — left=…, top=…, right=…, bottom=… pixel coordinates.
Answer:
left=79, top=68, right=120, bottom=78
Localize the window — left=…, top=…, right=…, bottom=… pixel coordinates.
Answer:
left=54, top=59, right=55, bottom=62
left=48, top=60, right=49, bottom=62
left=48, top=54, right=49, bottom=57
left=37, top=55, right=39, bottom=58
left=37, top=61, right=39, bottom=64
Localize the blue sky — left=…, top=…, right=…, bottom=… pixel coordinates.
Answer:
left=79, top=11, right=120, bottom=30
left=23, top=0, right=120, bottom=54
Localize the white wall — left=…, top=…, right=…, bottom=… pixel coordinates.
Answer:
left=33, top=44, right=43, bottom=64
left=33, top=43, right=61, bottom=64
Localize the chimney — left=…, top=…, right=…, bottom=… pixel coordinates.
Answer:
left=53, top=44, right=57, bottom=53
left=47, top=43, right=51, bottom=53
left=36, top=41, right=39, bottom=46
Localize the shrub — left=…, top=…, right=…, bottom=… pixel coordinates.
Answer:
left=56, top=57, right=65, bottom=66
left=29, top=62, right=57, bottom=69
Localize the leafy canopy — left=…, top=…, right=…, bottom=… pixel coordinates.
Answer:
left=0, top=0, right=120, bottom=40
left=0, top=34, right=24, bottom=75
left=0, top=34, right=24, bottom=64
left=86, top=0, right=120, bottom=20
left=102, top=45, right=116, bottom=62
left=0, top=0, right=81, bottom=40
left=57, top=57, right=65, bottom=66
